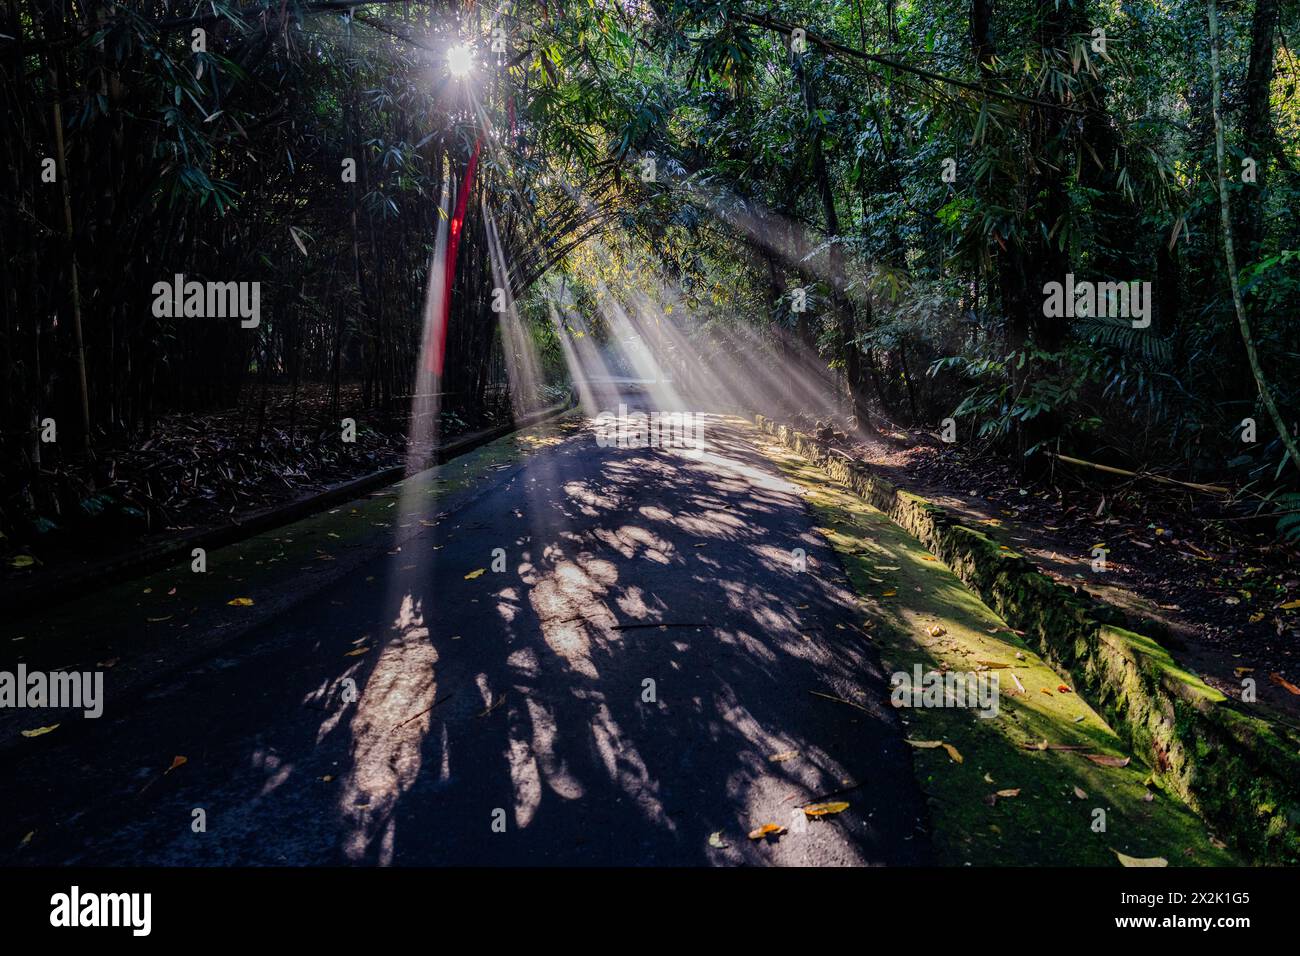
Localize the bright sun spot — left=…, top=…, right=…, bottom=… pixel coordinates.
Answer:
left=447, top=44, right=473, bottom=77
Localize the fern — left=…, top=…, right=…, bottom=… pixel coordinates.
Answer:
left=1075, top=316, right=1171, bottom=364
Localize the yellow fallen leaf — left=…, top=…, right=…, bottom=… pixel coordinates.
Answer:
left=905, top=739, right=944, bottom=749
left=747, top=823, right=785, bottom=840
left=995, top=788, right=1020, bottom=798
left=20, top=724, right=59, bottom=738
left=1114, top=850, right=1168, bottom=867
left=227, top=597, right=254, bottom=607
left=1279, top=600, right=1300, bottom=610
left=927, top=625, right=947, bottom=637
left=708, top=831, right=728, bottom=848
left=464, top=568, right=486, bottom=580
left=768, top=750, right=799, bottom=763
left=1085, top=753, right=1131, bottom=768
left=19, top=830, right=34, bottom=847
left=801, top=801, right=850, bottom=817
left=321, top=775, right=334, bottom=783
left=345, top=647, right=369, bottom=657
left=942, top=743, right=964, bottom=764
left=881, top=589, right=897, bottom=597
left=10, top=554, right=36, bottom=569
left=1248, top=612, right=1265, bottom=623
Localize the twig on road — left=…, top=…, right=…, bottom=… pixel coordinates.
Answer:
left=393, top=693, right=454, bottom=730
left=808, top=690, right=873, bottom=714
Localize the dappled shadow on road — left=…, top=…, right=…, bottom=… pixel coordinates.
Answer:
left=0, top=413, right=928, bottom=867
left=325, top=414, right=930, bottom=865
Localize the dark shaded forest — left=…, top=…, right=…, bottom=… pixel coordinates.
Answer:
left=1, top=0, right=1297, bottom=553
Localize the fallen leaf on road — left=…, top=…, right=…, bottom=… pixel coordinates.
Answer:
left=1074, top=786, right=1088, bottom=799
left=748, top=823, right=785, bottom=840
left=146, top=615, right=173, bottom=623
left=1085, top=754, right=1131, bottom=768
left=708, top=831, right=729, bottom=848
left=227, top=597, right=254, bottom=607
left=464, top=568, right=486, bottom=579
left=905, top=739, right=944, bottom=749
left=1113, top=850, right=1167, bottom=867
left=1269, top=673, right=1300, bottom=696
left=996, top=788, right=1021, bottom=798
left=18, top=831, right=34, bottom=848
left=1057, top=684, right=1073, bottom=693
left=768, top=750, right=799, bottom=763
left=345, top=647, right=369, bottom=657
left=881, top=589, right=897, bottom=597
left=1279, top=600, right=1300, bottom=610
left=166, top=756, right=187, bottom=773
left=9, top=555, right=35, bottom=569
left=927, top=625, right=947, bottom=637
left=801, top=801, right=850, bottom=817
left=20, top=724, right=59, bottom=738
left=942, top=743, right=964, bottom=764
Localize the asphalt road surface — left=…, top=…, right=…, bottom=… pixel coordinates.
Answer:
left=3, top=394, right=930, bottom=866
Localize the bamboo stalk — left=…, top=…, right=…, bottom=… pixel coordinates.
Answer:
left=50, top=61, right=92, bottom=461
left=1208, top=0, right=1300, bottom=477
left=1045, top=451, right=1229, bottom=495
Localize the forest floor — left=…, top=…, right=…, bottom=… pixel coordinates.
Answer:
left=0, top=383, right=518, bottom=593
left=808, top=420, right=1300, bottom=724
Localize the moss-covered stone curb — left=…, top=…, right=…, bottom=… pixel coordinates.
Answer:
left=755, top=415, right=1300, bottom=864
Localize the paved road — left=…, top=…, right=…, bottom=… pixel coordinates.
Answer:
left=3, top=397, right=930, bottom=865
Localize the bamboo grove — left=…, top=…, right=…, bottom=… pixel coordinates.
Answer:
left=2, top=0, right=1298, bottom=546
